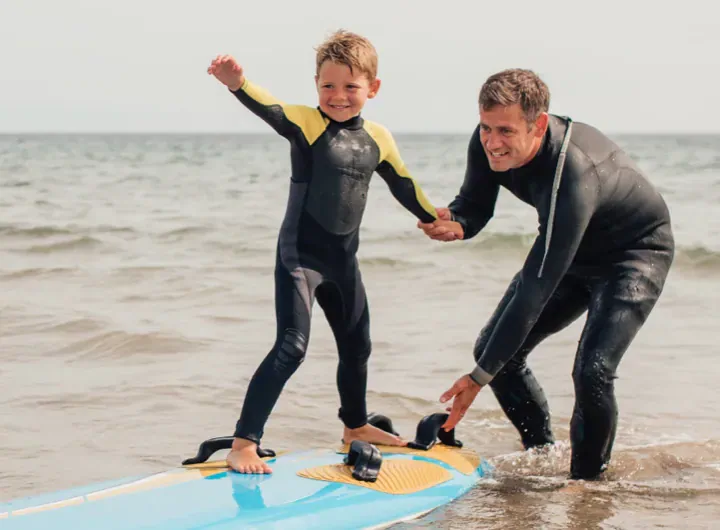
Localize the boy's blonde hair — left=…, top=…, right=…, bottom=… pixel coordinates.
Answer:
left=315, top=30, right=378, bottom=80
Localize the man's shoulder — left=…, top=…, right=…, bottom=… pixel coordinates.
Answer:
left=555, top=116, right=623, bottom=163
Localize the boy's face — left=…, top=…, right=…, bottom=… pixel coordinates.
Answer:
left=315, top=60, right=380, bottom=122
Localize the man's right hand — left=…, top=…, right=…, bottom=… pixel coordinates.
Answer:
left=418, top=207, right=464, bottom=242
left=207, top=55, right=245, bottom=91
left=435, top=207, right=452, bottom=221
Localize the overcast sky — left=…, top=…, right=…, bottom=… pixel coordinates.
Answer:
left=2, top=0, right=718, bottom=134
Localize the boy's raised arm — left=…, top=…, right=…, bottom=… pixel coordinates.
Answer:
left=208, top=54, right=309, bottom=139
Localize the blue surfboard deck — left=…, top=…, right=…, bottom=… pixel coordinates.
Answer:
left=0, top=448, right=491, bottom=529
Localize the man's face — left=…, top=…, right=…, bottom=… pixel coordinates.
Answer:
left=479, top=103, right=548, bottom=172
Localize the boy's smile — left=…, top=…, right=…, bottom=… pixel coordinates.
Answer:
left=315, top=60, right=380, bottom=123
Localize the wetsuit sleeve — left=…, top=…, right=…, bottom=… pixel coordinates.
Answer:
left=448, top=127, right=500, bottom=239
left=363, top=122, right=437, bottom=223
left=230, top=79, right=327, bottom=144
left=470, top=161, right=601, bottom=386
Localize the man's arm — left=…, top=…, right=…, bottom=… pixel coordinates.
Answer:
left=448, top=126, right=500, bottom=240
left=470, top=165, right=600, bottom=386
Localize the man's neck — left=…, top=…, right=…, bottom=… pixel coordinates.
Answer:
left=519, top=132, right=546, bottom=167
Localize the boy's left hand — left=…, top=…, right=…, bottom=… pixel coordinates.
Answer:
left=417, top=207, right=463, bottom=242
left=435, top=207, right=452, bottom=221
left=417, top=220, right=463, bottom=241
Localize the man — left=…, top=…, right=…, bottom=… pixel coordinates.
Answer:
left=418, top=69, right=674, bottom=480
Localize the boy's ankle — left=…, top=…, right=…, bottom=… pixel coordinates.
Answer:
left=231, top=437, right=257, bottom=451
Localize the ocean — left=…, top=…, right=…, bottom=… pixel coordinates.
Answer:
left=1, top=132, right=719, bottom=528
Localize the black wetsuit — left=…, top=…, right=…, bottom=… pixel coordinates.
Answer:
left=449, top=115, right=674, bottom=479
left=229, top=79, right=437, bottom=445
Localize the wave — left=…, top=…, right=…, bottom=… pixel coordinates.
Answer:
left=487, top=439, right=720, bottom=490
left=673, top=245, right=720, bottom=272
left=0, top=179, right=31, bottom=187
left=0, top=224, right=136, bottom=238
left=3, top=316, right=106, bottom=337
left=366, top=231, right=720, bottom=274
left=2, top=218, right=719, bottom=274
left=451, top=232, right=720, bottom=272
left=20, top=235, right=104, bottom=253
left=48, top=330, right=210, bottom=360
left=0, top=224, right=75, bottom=238
left=0, top=267, right=77, bottom=280
left=360, top=256, right=434, bottom=270
left=158, top=226, right=214, bottom=240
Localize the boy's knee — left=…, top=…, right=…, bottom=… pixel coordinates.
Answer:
left=272, top=328, right=308, bottom=374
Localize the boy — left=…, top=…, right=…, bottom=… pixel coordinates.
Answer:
left=207, top=30, right=458, bottom=474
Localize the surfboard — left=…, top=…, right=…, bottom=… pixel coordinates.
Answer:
left=0, top=413, right=492, bottom=529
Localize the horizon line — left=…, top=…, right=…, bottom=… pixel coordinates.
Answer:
left=2, top=130, right=720, bottom=136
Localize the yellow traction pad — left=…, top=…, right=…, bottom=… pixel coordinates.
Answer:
left=336, top=444, right=480, bottom=475
left=297, top=460, right=451, bottom=494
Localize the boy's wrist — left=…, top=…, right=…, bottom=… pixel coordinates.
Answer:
left=228, top=76, right=246, bottom=92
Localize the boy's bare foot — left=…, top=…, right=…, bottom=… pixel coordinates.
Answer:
left=226, top=438, right=272, bottom=474
left=343, top=424, right=407, bottom=447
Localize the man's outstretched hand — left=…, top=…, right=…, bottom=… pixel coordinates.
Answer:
left=439, top=374, right=483, bottom=431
